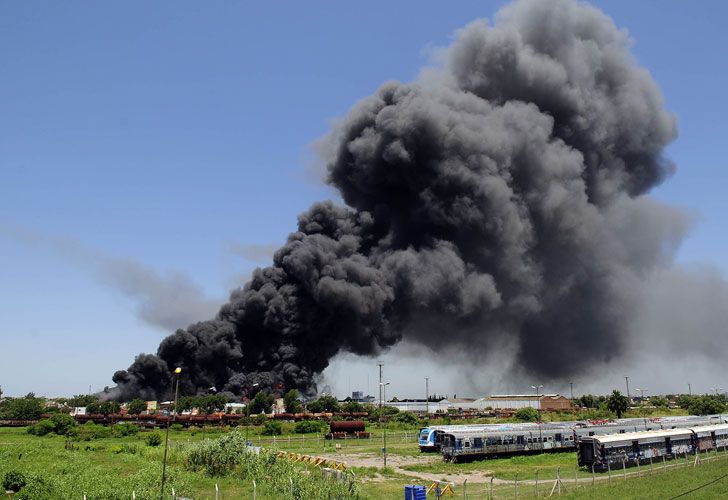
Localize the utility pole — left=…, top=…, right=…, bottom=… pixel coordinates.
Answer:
left=624, top=376, right=630, bottom=401
left=688, top=383, right=692, bottom=396
left=569, top=382, right=574, bottom=401
left=425, top=377, right=430, bottom=415
left=377, top=362, right=384, bottom=469
left=531, top=384, right=544, bottom=451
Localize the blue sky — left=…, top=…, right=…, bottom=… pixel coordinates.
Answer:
left=1, top=1, right=727, bottom=397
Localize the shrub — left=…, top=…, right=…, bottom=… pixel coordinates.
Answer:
left=49, top=413, right=76, bottom=436
left=394, top=411, right=419, bottom=426
left=170, top=423, right=184, bottom=432
left=294, top=420, right=327, bottom=434
left=261, top=421, right=282, bottom=436
left=187, top=429, right=248, bottom=476
left=145, top=431, right=163, bottom=446
left=3, top=470, right=27, bottom=492
left=112, top=422, right=140, bottom=437
left=514, top=407, right=540, bottom=422
left=27, top=419, right=56, bottom=436
left=74, top=422, right=112, bottom=441
left=252, top=414, right=268, bottom=426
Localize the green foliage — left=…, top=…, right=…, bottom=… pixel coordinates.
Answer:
left=49, top=413, right=76, bottom=435
left=74, top=422, right=112, bottom=441
left=127, top=398, right=147, bottom=415
left=249, top=391, right=275, bottom=414
left=283, top=389, right=303, bottom=413
left=394, top=411, right=420, bottom=426
left=112, top=422, right=140, bottom=437
left=187, top=429, right=248, bottom=476
left=294, top=420, right=328, bottom=434
left=145, top=431, right=163, bottom=446
left=306, top=394, right=340, bottom=413
left=198, top=394, right=228, bottom=414
left=27, top=419, right=56, bottom=436
left=261, top=420, right=282, bottom=436
left=185, top=430, right=360, bottom=498
left=252, top=414, right=268, bottom=425
left=86, top=400, right=121, bottom=415
left=67, top=394, right=98, bottom=408
left=170, top=423, right=184, bottom=431
left=687, top=396, right=726, bottom=415
left=3, top=470, right=27, bottom=492
left=514, top=407, right=540, bottom=422
left=650, top=396, right=670, bottom=408
left=0, top=395, right=44, bottom=420
left=341, top=400, right=364, bottom=413
left=606, top=390, right=630, bottom=418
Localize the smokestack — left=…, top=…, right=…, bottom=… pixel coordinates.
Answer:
left=112, top=0, right=685, bottom=400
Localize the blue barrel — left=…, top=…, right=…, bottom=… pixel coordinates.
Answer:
left=404, top=485, right=427, bottom=500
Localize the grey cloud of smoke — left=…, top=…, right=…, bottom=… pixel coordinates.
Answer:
left=112, top=0, right=719, bottom=401
left=0, top=223, right=221, bottom=332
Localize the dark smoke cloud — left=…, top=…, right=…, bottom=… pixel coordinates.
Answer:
left=113, top=0, right=689, bottom=400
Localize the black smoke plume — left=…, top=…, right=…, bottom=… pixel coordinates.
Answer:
left=112, top=0, right=686, bottom=400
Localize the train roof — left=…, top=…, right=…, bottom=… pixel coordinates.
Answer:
left=589, top=428, right=692, bottom=445
left=689, top=424, right=728, bottom=436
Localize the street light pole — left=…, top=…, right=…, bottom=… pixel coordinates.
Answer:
left=425, top=377, right=429, bottom=416
left=635, top=388, right=648, bottom=429
left=531, top=384, right=544, bottom=451
left=381, top=382, right=390, bottom=469
left=624, top=376, right=630, bottom=401
left=245, top=382, right=259, bottom=444
left=161, top=367, right=181, bottom=500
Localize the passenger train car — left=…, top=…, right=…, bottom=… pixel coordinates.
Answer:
left=432, top=415, right=725, bottom=462
left=577, top=424, right=728, bottom=470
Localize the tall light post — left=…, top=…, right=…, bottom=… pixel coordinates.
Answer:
left=569, top=382, right=574, bottom=401
left=531, top=385, right=543, bottom=451
left=688, top=383, right=692, bottom=396
left=635, top=388, right=648, bottom=429
left=624, top=376, right=631, bottom=401
left=161, top=367, right=181, bottom=500
left=245, top=382, right=259, bottom=443
left=711, top=387, right=724, bottom=396
left=425, top=377, right=430, bottom=416
left=380, top=381, right=390, bottom=469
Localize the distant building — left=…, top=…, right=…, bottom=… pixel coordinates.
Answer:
left=146, top=401, right=158, bottom=412
left=71, top=407, right=86, bottom=416
left=273, top=398, right=285, bottom=415
left=483, top=394, right=572, bottom=411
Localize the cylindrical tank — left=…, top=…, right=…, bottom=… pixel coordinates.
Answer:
left=329, top=420, right=365, bottom=433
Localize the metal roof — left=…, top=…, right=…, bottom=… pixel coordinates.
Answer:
left=689, top=424, right=728, bottom=436
left=592, top=428, right=692, bottom=445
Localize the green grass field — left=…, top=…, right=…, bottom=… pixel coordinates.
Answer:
left=3, top=424, right=728, bottom=498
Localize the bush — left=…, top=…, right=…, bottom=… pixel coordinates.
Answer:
left=170, top=423, right=184, bottom=431
left=49, top=413, right=76, bottom=436
left=112, top=422, right=140, bottom=437
left=74, top=422, right=112, bottom=441
left=27, top=419, right=56, bottom=436
left=3, top=470, right=27, bottom=492
left=514, top=407, right=540, bottom=422
left=252, top=414, right=268, bottom=426
left=187, top=429, right=248, bottom=476
left=145, top=431, right=163, bottom=446
left=294, top=420, right=328, bottom=434
left=261, top=421, right=283, bottom=436
left=393, top=411, right=419, bottom=426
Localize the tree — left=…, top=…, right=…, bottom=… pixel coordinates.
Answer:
left=198, top=394, right=227, bottom=414
left=248, top=391, right=275, bottom=414
left=68, top=395, right=98, bottom=408
left=87, top=401, right=120, bottom=415
left=650, top=396, right=669, bottom=408
left=606, top=390, right=629, bottom=418
left=688, top=396, right=726, bottom=416
left=176, top=396, right=198, bottom=413
left=127, top=399, right=147, bottom=415
left=341, top=400, right=364, bottom=413
left=0, top=395, right=44, bottom=420
left=283, top=389, right=303, bottom=414
left=514, top=407, right=540, bottom=422
left=306, top=395, right=340, bottom=413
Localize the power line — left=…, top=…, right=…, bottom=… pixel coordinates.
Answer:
left=668, top=471, right=728, bottom=499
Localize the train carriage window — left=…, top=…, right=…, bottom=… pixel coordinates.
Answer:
left=474, top=438, right=483, bottom=448
left=555, top=433, right=562, bottom=442
left=517, top=435, right=525, bottom=445
left=527, top=438, right=532, bottom=443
